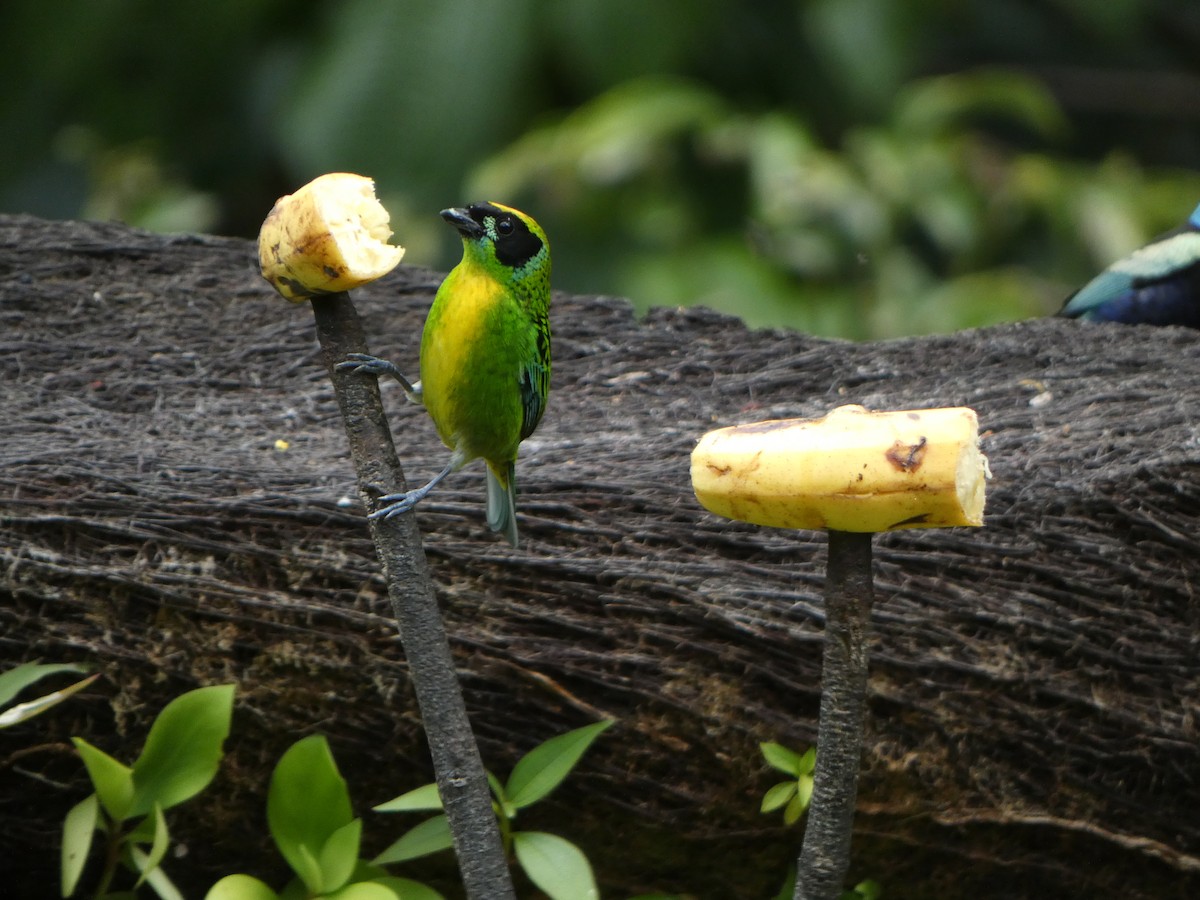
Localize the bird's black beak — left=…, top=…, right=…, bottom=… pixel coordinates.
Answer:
left=440, top=207, right=485, bottom=239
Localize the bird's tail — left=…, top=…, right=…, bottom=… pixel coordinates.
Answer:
left=486, top=461, right=519, bottom=548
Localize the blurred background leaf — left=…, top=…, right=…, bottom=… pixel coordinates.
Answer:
left=4, top=0, right=1200, bottom=337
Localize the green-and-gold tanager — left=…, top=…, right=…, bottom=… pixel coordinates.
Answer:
left=340, top=201, right=551, bottom=547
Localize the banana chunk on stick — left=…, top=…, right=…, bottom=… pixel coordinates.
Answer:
left=259, top=172, right=405, bottom=301
left=691, top=405, right=989, bottom=532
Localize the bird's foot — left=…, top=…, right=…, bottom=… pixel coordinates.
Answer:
left=336, top=354, right=422, bottom=402
left=366, top=462, right=455, bottom=521
left=368, top=489, right=424, bottom=520
left=336, top=353, right=404, bottom=380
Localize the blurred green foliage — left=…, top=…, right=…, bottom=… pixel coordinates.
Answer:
left=4, top=0, right=1200, bottom=336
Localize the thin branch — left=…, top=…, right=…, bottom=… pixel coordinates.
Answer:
left=796, top=530, right=875, bottom=900
left=308, top=293, right=515, bottom=900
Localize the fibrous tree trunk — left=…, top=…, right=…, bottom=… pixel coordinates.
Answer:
left=1, top=214, right=1198, bottom=898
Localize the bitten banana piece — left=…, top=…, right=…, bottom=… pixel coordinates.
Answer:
left=258, top=172, right=405, bottom=301
left=691, top=405, right=989, bottom=532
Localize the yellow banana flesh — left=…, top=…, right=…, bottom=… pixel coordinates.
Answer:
left=258, top=172, right=405, bottom=301
left=691, top=404, right=989, bottom=532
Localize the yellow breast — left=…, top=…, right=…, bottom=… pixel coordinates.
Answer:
left=419, top=267, right=520, bottom=463
left=424, top=268, right=501, bottom=378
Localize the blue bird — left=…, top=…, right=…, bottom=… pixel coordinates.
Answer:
left=1059, top=201, right=1200, bottom=328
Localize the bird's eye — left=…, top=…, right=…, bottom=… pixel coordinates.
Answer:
left=496, top=217, right=514, bottom=236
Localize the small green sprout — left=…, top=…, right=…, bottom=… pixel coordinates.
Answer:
left=759, top=741, right=816, bottom=826
left=374, top=720, right=615, bottom=900
left=62, top=684, right=235, bottom=899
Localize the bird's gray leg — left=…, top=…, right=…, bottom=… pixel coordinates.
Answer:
left=336, top=353, right=423, bottom=404
left=370, top=461, right=456, bottom=520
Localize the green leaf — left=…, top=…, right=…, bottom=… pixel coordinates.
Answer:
left=773, top=863, right=797, bottom=900
left=325, top=883, right=402, bottom=900
left=61, top=793, right=99, bottom=896
left=129, top=684, right=234, bottom=816
left=268, top=735, right=354, bottom=893
left=894, top=70, right=1067, bottom=142
left=294, top=844, right=324, bottom=895
left=0, top=661, right=90, bottom=708
left=512, top=831, right=598, bottom=900
left=486, top=769, right=514, bottom=819
left=471, top=77, right=725, bottom=198
left=506, top=720, right=614, bottom=810
left=204, top=874, right=280, bottom=900
left=319, top=818, right=363, bottom=893
left=133, top=804, right=171, bottom=888
left=127, top=812, right=158, bottom=843
left=372, top=815, right=453, bottom=865
left=797, top=747, right=816, bottom=774
left=784, top=788, right=809, bottom=826
left=344, top=861, right=445, bottom=898
left=73, top=737, right=134, bottom=821
left=841, top=879, right=883, bottom=900
left=0, top=672, right=98, bottom=728
left=797, top=773, right=814, bottom=809
left=760, top=780, right=798, bottom=813
left=347, top=860, right=392, bottom=881
left=372, top=782, right=443, bottom=813
left=128, top=843, right=184, bottom=900
left=369, top=877, right=446, bottom=900
left=760, top=741, right=808, bottom=776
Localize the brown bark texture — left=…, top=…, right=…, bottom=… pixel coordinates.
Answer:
left=1, top=214, right=1198, bottom=899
